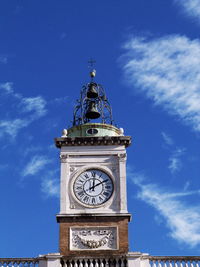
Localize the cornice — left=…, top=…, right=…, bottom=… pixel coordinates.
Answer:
left=55, top=136, right=131, bottom=148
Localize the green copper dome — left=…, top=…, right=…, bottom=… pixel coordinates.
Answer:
left=67, top=123, right=123, bottom=137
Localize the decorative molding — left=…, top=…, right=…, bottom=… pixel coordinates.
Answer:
left=118, top=153, right=127, bottom=162
left=55, top=136, right=131, bottom=148
left=60, top=154, right=68, bottom=163
left=70, top=166, right=75, bottom=172
left=70, top=227, right=118, bottom=250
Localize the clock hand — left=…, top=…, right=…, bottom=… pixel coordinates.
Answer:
left=92, top=178, right=95, bottom=191
left=89, top=179, right=108, bottom=190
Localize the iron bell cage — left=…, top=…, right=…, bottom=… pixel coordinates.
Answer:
left=72, top=82, right=114, bottom=126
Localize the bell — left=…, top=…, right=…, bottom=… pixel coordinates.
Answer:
left=87, top=83, right=98, bottom=98
left=85, top=101, right=100, bottom=119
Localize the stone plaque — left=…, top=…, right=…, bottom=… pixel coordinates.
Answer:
left=70, top=226, right=118, bottom=250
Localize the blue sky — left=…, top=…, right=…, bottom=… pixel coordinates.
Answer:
left=0, top=0, right=200, bottom=257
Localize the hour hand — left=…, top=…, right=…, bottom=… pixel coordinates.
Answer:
left=92, top=178, right=95, bottom=191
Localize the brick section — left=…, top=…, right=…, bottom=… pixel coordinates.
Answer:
left=57, top=215, right=130, bottom=257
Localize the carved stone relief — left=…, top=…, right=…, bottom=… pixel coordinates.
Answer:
left=70, top=227, right=118, bottom=250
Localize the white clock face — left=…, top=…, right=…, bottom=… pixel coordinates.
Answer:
left=73, top=169, right=114, bottom=207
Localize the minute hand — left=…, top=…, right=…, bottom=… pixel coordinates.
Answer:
left=89, top=179, right=108, bottom=190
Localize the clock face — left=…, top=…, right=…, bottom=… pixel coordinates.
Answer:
left=73, top=169, right=114, bottom=207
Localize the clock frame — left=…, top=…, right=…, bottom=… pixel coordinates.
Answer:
left=71, top=168, right=115, bottom=208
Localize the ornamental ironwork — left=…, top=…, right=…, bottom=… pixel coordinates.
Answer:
left=72, top=70, right=114, bottom=126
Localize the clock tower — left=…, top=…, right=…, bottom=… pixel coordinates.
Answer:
left=55, top=69, right=131, bottom=258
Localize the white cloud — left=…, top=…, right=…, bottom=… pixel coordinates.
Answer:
left=41, top=177, right=59, bottom=198
left=21, top=155, right=51, bottom=177
left=129, top=170, right=200, bottom=247
left=0, top=83, right=47, bottom=139
left=160, top=132, right=185, bottom=174
left=168, top=148, right=185, bottom=173
left=20, top=96, right=47, bottom=118
left=174, top=0, right=200, bottom=22
left=0, top=119, right=29, bottom=139
left=0, top=82, right=14, bottom=94
left=184, top=181, right=190, bottom=191
left=122, top=35, right=200, bottom=132
left=161, top=132, right=174, bottom=146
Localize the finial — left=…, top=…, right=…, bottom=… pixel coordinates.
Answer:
left=61, top=129, right=68, bottom=137
left=90, top=69, right=96, bottom=78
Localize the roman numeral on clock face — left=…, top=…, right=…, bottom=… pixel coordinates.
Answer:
left=91, top=197, right=96, bottom=204
left=77, top=191, right=84, bottom=197
left=91, top=171, right=96, bottom=177
left=75, top=186, right=82, bottom=190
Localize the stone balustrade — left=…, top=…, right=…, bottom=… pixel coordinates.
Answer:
left=0, top=258, right=39, bottom=267
left=61, top=257, right=127, bottom=267
left=147, top=256, right=200, bottom=267
left=0, top=254, right=200, bottom=267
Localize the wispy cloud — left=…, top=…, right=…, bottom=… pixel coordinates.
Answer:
left=21, top=155, right=51, bottom=177
left=0, top=82, right=14, bottom=94
left=161, top=132, right=174, bottom=146
left=0, top=119, right=29, bottom=139
left=20, top=96, right=47, bottom=118
left=161, top=132, right=186, bottom=173
left=174, top=0, right=200, bottom=23
left=168, top=148, right=185, bottom=173
left=0, top=83, right=47, bottom=139
left=41, top=177, right=59, bottom=198
left=128, top=169, right=200, bottom=247
left=122, top=35, right=200, bottom=132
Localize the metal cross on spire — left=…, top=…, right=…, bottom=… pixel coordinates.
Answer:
left=88, top=58, right=96, bottom=69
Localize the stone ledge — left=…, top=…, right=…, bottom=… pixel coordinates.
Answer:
left=56, top=213, right=132, bottom=223
left=55, top=136, right=131, bottom=148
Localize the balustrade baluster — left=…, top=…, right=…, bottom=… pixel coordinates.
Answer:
left=116, top=259, right=120, bottom=267
left=64, top=260, right=67, bottom=267
left=100, top=259, right=104, bottom=267
left=185, top=261, right=189, bottom=267
left=69, top=260, right=73, bottom=267
left=169, top=260, right=173, bottom=267
left=158, top=260, right=162, bottom=267
left=180, top=260, right=184, bottom=267
left=105, top=259, right=109, bottom=267
left=94, top=259, right=98, bottom=267
left=85, top=260, right=89, bottom=267
left=175, top=261, right=179, bottom=267
left=121, top=259, right=126, bottom=267
left=90, top=259, right=94, bottom=267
